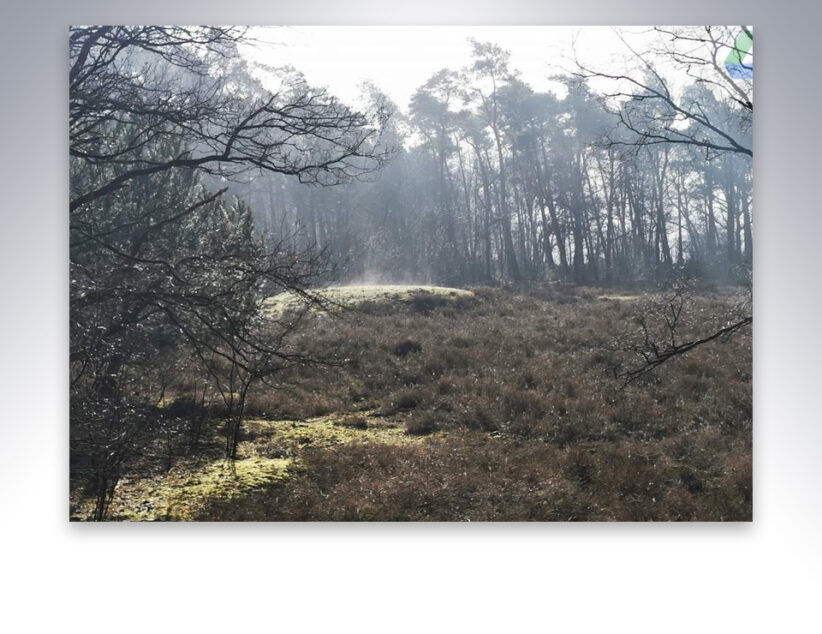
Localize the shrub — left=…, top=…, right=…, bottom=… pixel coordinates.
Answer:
left=410, top=292, right=448, bottom=313
left=334, top=415, right=368, bottom=430
left=391, top=386, right=427, bottom=411
left=405, top=413, right=439, bottom=435
left=393, top=339, right=422, bottom=357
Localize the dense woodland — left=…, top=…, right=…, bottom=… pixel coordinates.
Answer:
left=228, top=36, right=752, bottom=287
left=69, top=26, right=752, bottom=520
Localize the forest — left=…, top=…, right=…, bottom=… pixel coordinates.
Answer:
left=69, top=26, right=752, bottom=521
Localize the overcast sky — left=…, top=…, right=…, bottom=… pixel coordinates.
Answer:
left=240, top=26, right=661, bottom=111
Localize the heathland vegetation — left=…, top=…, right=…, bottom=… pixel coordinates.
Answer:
left=69, top=27, right=752, bottom=520
left=72, top=284, right=751, bottom=521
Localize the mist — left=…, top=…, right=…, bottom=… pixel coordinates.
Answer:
left=69, top=25, right=752, bottom=523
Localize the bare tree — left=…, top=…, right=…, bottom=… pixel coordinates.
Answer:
left=574, top=26, right=752, bottom=157
left=569, top=27, right=753, bottom=378
left=70, top=26, right=393, bottom=213
left=614, top=276, right=752, bottom=385
left=69, top=26, right=391, bottom=519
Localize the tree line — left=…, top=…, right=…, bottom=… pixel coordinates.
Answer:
left=230, top=34, right=752, bottom=287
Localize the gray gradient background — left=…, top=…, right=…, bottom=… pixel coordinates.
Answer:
left=0, top=1, right=819, bottom=631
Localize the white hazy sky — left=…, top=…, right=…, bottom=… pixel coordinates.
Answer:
left=240, top=26, right=660, bottom=111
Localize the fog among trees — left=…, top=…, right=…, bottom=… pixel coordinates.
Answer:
left=70, top=26, right=752, bottom=521
left=229, top=27, right=752, bottom=287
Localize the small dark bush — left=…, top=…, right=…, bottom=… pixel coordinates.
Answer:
left=679, top=467, right=704, bottom=494
left=164, top=397, right=206, bottom=419
left=393, top=339, right=422, bottom=357
left=392, top=386, right=427, bottom=411
left=410, top=292, right=448, bottom=313
left=450, top=336, right=475, bottom=349
left=405, top=413, right=439, bottom=435
left=462, top=406, right=498, bottom=432
left=334, top=416, right=368, bottom=430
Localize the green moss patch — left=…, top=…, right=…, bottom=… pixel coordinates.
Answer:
left=102, top=456, right=292, bottom=521
left=242, top=413, right=431, bottom=450
left=91, top=410, right=437, bottom=521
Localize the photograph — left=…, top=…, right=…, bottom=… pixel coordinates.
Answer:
left=69, top=25, right=753, bottom=521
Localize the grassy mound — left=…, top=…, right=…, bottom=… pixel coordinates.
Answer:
left=265, top=284, right=474, bottom=315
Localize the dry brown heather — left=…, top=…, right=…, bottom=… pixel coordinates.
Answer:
left=192, top=284, right=751, bottom=521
